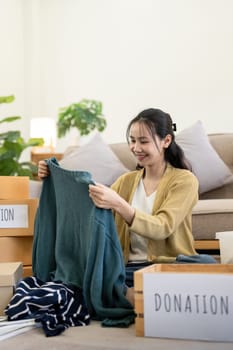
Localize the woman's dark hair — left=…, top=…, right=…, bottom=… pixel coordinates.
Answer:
left=126, top=108, right=191, bottom=170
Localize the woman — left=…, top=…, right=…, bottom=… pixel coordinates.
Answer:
left=38, top=108, right=212, bottom=288
left=88, top=108, right=201, bottom=286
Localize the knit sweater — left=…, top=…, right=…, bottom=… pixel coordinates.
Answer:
left=111, top=164, right=199, bottom=263
left=32, top=158, right=135, bottom=326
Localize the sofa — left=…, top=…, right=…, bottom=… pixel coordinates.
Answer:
left=30, top=127, right=233, bottom=255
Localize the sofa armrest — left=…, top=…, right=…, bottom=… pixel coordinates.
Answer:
left=192, top=199, right=233, bottom=240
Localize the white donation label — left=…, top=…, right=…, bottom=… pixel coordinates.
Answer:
left=143, top=272, right=233, bottom=341
left=0, top=205, right=28, bottom=228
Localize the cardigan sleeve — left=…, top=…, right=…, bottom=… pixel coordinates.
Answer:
left=129, top=170, right=199, bottom=241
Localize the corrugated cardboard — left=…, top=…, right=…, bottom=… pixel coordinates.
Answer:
left=0, top=199, right=38, bottom=236
left=0, top=286, right=14, bottom=316
left=0, top=262, right=23, bottom=315
left=23, top=265, right=32, bottom=278
left=0, top=236, right=33, bottom=265
left=0, top=262, right=23, bottom=286
left=0, top=177, right=29, bottom=199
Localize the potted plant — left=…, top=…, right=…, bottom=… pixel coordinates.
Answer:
left=0, top=95, right=44, bottom=178
left=57, top=99, right=107, bottom=139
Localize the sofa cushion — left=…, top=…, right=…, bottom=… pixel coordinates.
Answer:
left=60, top=133, right=130, bottom=186
left=199, top=181, right=233, bottom=200
left=30, top=180, right=42, bottom=198
left=209, top=133, right=233, bottom=172
left=110, top=143, right=137, bottom=170
left=176, top=121, right=233, bottom=194
left=192, top=199, right=233, bottom=240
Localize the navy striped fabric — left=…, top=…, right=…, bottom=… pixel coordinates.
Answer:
left=5, top=276, right=90, bottom=337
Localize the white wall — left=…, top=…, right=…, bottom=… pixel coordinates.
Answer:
left=0, top=0, right=25, bottom=133
left=1, top=0, right=233, bottom=155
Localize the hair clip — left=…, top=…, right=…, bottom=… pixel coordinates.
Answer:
left=172, top=123, right=177, bottom=132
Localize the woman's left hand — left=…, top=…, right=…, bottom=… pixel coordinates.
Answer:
left=88, top=183, right=120, bottom=210
left=89, top=183, right=135, bottom=225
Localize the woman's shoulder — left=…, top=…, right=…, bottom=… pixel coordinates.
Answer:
left=167, top=165, right=199, bottom=185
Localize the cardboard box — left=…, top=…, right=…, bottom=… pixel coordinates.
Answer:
left=0, top=262, right=23, bottom=315
left=0, top=177, right=29, bottom=199
left=134, top=264, right=233, bottom=342
left=23, top=265, right=32, bottom=278
left=0, top=199, right=38, bottom=236
left=0, top=236, right=33, bottom=265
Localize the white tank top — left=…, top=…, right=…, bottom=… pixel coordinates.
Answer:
left=128, top=179, right=156, bottom=262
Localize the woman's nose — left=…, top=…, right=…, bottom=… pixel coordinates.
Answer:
left=132, top=142, right=142, bottom=152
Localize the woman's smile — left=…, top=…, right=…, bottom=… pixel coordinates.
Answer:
left=134, top=152, right=147, bottom=162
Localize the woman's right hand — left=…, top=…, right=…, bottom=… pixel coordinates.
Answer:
left=38, top=160, right=50, bottom=178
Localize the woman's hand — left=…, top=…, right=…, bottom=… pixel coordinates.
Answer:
left=38, top=160, right=50, bottom=179
left=89, top=183, right=135, bottom=225
left=89, top=183, right=120, bottom=210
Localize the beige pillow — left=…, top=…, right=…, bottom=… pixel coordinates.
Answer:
left=60, top=133, right=129, bottom=186
left=176, top=121, right=233, bottom=194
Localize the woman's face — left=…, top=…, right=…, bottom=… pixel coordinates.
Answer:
left=128, top=122, right=169, bottom=168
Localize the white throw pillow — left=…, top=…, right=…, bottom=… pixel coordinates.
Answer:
left=176, top=120, right=233, bottom=194
left=60, top=133, right=129, bottom=186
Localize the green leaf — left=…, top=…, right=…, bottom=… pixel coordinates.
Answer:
left=0, top=130, right=21, bottom=142
left=27, top=138, right=44, bottom=147
left=57, top=99, right=107, bottom=138
left=0, top=159, right=18, bottom=175
left=17, top=162, right=38, bottom=179
left=0, top=94, right=43, bottom=178
left=2, top=141, right=22, bottom=160
left=0, top=116, right=21, bottom=124
left=0, top=95, right=15, bottom=104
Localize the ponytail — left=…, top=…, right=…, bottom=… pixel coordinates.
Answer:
left=165, top=141, right=191, bottom=170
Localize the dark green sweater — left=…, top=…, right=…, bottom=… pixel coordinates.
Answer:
left=32, top=158, right=135, bottom=326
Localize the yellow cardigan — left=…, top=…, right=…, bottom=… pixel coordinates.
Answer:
left=111, top=164, right=199, bottom=263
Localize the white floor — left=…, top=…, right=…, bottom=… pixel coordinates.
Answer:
left=1, top=321, right=233, bottom=350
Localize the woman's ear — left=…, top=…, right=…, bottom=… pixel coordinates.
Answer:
left=163, top=134, right=172, bottom=148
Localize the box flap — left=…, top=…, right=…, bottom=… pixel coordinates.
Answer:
left=0, top=177, right=29, bottom=200
left=0, top=262, right=23, bottom=286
